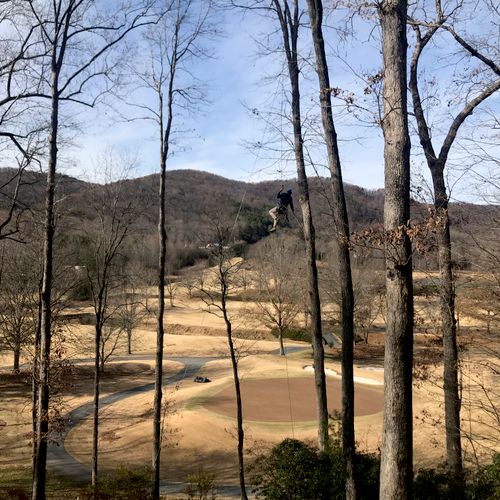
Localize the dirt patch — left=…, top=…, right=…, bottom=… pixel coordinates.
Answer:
left=203, top=377, right=384, bottom=422
left=165, top=323, right=274, bottom=341
left=76, top=362, right=153, bottom=376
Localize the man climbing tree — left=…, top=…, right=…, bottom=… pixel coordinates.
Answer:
left=269, top=185, right=294, bottom=232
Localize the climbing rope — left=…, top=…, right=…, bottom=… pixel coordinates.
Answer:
left=228, top=83, right=293, bottom=242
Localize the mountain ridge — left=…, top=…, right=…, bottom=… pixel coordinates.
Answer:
left=0, top=167, right=489, bottom=270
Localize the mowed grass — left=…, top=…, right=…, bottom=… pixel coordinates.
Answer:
left=0, top=467, right=85, bottom=499
left=0, top=465, right=181, bottom=499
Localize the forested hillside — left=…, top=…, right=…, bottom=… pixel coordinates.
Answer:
left=0, top=166, right=490, bottom=270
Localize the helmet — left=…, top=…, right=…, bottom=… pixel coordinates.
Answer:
left=287, top=188, right=292, bottom=194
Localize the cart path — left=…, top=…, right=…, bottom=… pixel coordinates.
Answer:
left=47, top=347, right=306, bottom=497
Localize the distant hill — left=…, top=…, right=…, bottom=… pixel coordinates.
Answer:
left=0, top=167, right=491, bottom=270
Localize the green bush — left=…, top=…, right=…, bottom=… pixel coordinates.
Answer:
left=250, top=437, right=380, bottom=500
left=231, top=240, right=249, bottom=258
left=468, top=454, right=500, bottom=500
left=170, top=246, right=208, bottom=270
left=271, top=327, right=311, bottom=343
left=414, top=455, right=500, bottom=500
left=414, top=466, right=463, bottom=500
left=250, top=438, right=333, bottom=499
left=86, top=466, right=153, bottom=499
left=185, top=468, right=218, bottom=499
left=1, top=488, right=29, bottom=500
left=69, top=277, right=92, bottom=301
left=355, top=451, right=380, bottom=499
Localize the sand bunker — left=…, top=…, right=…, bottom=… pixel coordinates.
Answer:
left=203, top=377, right=384, bottom=422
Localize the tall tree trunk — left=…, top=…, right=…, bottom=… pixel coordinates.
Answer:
left=221, top=283, right=248, bottom=500
left=32, top=295, right=42, bottom=477
left=273, top=0, right=329, bottom=451
left=409, top=21, right=465, bottom=476
left=152, top=143, right=167, bottom=500
left=430, top=166, right=462, bottom=475
left=305, top=0, right=356, bottom=494
left=92, top=319, right=102, bottom=498
left=32, top=63, right=58, bottom=500
left=378, top=0, right=414, bottom=498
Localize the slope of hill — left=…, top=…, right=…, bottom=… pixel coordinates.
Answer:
left=0, top=166, right=385, bottom=236
left=0, top=167, right=493, bottom=269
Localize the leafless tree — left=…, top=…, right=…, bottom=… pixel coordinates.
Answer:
left=127, top=1, right=217, bottom=496
left=165, top=274, right=179, bottom=308
left=456, top=171, right=500, bottom=464
left=0, top=241, right=39, bottom=371
left=0, top=3, right=45, bottom=235
left=234, top=0, right=329, bottom=451
left=408, top=0, right=500, bottom=475
left=251, top=235, right=302, bottom=355
left=274, top=0, right=329, bottom=451
left=183, top=276, right=197, bottom=299
left=84, top=153, right=137, bottom=494
left=199, top=225, right=248, bottom=500
left=19, top=2, right=162, bottom=497
left=322, top=255, right=385, bottom=345
left=116, top=270, right=147, bottom=355
left=0, top=148, right=41, bottom=243
left=378, top=0, right=414, bottom=497
left=305, top=0, right=357, bottom=492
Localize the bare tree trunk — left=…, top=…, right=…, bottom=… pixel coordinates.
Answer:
left=278, top=326, right=285, bottom=356
left=32, top=295, right=42, bottom=477
left=13, top=345, right=20, bottom=372
left=407, top=15, right=475, bottom=476
left=152, top=133, right=168, bottom=499
left=273, top=0, right=329, bottom=451
left=92, top=318, right=102, bottom=498
left=431, top=168, right=462, bottom=475
left=221, top=282, right=248, bottom=500
left=127, top=329, right=132, bottom=355
left=305, top=0, right=356, bottom=493
left=378, top=0, right=414, bottom=497
left=32, top=63, right=58, bottom=500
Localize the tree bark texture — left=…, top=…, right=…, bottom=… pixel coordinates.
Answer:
left=221, top=284, right=248, bottom=500
left=305, top=0, right=357, bottom=495
left=32, top=298, right=42, bottom=477
left=378, top=0, right=414, bottom=498
left=405, top=17, right=497, bottom=474
left=278, top=329, right=285, bottom=356
left=92, top=316, right=102, bottom=496
left=32, top=63, right=58, bottom=500
left=273, top=0, right=329, bottom=451
left=127, top=330, right=132, bottom=355
left=13, top=346, right=20, bottom=372
left=152, top=120, right=168, bottom=500
left=431, top=170, right=462, bottom=475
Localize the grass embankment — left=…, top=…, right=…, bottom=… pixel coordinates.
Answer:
left=0, top=467, right=84, bottom=499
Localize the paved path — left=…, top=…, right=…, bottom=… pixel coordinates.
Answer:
left=46, top=346, right=306, bottom=497
left=47, top=356, right=219, bottom=495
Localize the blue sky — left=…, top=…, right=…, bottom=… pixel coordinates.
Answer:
left=70, top=6, right=387, bottom=190
left=67, top=3, right=498, bottom=203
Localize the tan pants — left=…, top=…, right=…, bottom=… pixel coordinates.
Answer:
left=269, top=206, right=287, bottom=228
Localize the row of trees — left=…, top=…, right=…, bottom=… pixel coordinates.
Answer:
left=0, top=0, right=497, bottom=499
left=233, top=0, right=497, bottom=498
left=0, top=2, right=199, bottom=499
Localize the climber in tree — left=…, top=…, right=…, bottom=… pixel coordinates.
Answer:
left=269, top=185, right=294, bottom=232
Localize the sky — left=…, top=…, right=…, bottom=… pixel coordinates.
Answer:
left=63, top=3, right=498, bottom=204
left=69, top=6, right=387, bottom=190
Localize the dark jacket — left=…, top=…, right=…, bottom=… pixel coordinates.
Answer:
left=277, top=190, right=294, bottom=212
